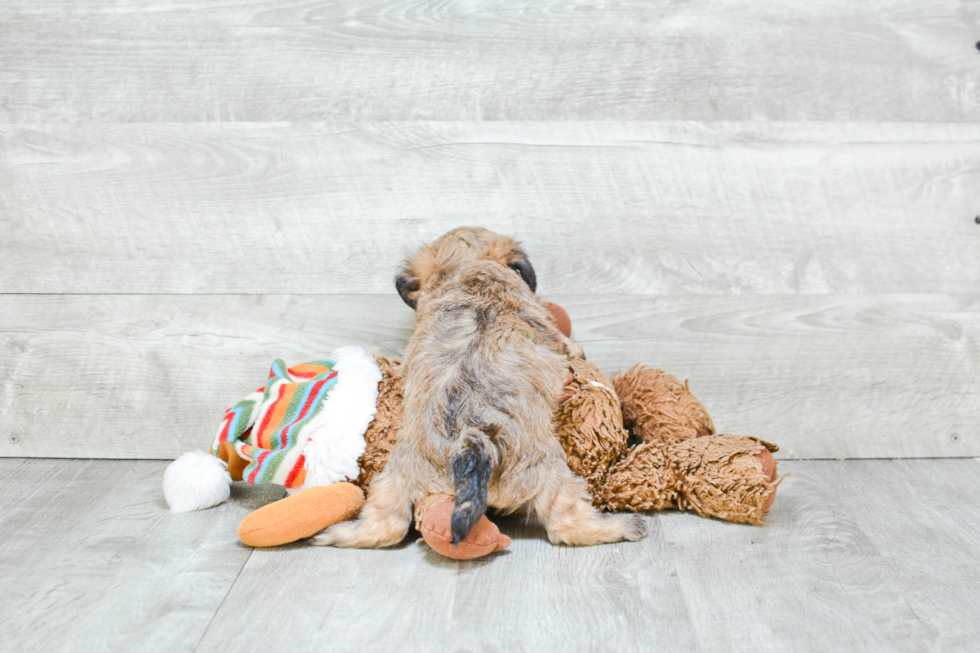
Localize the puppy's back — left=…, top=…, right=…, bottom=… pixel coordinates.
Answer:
left=402, top=261, right=566, bottom=541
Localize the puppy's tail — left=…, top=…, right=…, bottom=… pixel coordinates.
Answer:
left=450, top=426, right=495, bottom=544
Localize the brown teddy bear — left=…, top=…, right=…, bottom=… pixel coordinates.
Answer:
left=556, top=357, right=779, bottom=524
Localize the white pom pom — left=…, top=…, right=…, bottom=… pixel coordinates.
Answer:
left=163, top=450, right=232, bottom=512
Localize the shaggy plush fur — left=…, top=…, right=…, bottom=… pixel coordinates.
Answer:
left=354, top=355, right=404, bottom=489
left=312, top=227, right=645, bottom=548
left=554, top=359, right=780, bottom=524
left=553, top=358, right=628, bottom=491
left=595, top=436, right=781, bottom=524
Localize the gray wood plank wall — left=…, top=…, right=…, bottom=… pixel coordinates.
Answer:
left=3, top=122, right=978, bottom=295
left=1, top=1, right=977, bottom=461
left=1, top=294, right=976, bottom=459
left=1, top=1, right=977, bottom=122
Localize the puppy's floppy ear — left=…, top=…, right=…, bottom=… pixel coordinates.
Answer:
left=508, top=251, right=536, bottom=293
left=395, top=271, right=420, bottom=310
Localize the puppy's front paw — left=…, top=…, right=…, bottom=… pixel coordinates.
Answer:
left=619, top=514, right=648, bottom=542
left=308, top=523, right=347, bottom=547
left=308, top=531, right=336, bottom=547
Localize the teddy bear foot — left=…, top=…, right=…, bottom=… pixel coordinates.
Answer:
left=754, top=447, right=779, bottom=513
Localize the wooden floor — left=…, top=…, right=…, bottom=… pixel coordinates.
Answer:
left=2, top=457, right=979, bottom=653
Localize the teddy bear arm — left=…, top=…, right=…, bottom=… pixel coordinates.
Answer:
left=554, top=359, right=629, bottom=493
left=611, top=365, right=716, bottom=445
left=216, top=439, right=249, bottom=482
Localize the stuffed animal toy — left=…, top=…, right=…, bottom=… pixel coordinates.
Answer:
left=163, top=304, right=780, bottom=559
left=555, top=357, right=779, bottom=524
left=163, top=345, right=383, bottom=511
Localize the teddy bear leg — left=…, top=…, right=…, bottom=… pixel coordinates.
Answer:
left=533, top=467, right=647, bottom=546
left=595, top=437, right=780, bottom=524
left=593, top=442, right=681, bottom=513
left=239, top=483, right=365, bottom=547
left=754, top=448, right=779, bottom=513
left=309, top=470, right=413, bottom=548
left=667, top=435, right=781, bottom=525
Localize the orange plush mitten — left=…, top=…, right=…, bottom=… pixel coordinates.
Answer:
left=238, top=483, right=365, bottom=547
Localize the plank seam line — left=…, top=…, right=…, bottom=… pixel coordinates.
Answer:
left=192, top=546, right=254, bottom=653
left=3, top=455, right=978, bottom=462
left=0, top=292, right=974, bottom=297
left=0, top=292, right=410, bottom=297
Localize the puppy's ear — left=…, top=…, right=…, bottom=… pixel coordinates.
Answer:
left=509, top=252, right=536, bottom=293
left=395, top=272, right=420, bottom=309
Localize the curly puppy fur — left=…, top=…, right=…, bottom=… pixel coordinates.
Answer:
left=312, top=227, right=645, bottom=548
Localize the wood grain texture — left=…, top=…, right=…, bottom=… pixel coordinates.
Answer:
left=3, top=0, right=977, bottom=646
left=196, top=542, right=463, bottom=653
left=815, top=459, right=980, bottom=652
left=563, top=293, right=980, bottom=459
left=3, top=459, right=979, bottom=652
left=2, top=122, right=979, bottom=295
left=660, top=458, right=980, bottom=652
left=1, top=293, right=975, bottom=460
left=198, top=519, right=697, bottom=653
left=0, top=459, right=284, bottom=653
left=0, top=0, right=977, bottom=123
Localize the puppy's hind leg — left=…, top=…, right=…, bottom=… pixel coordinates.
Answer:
left=310, top=472, right=412, bottom=548
left=535, top=469, right=647, bottom=546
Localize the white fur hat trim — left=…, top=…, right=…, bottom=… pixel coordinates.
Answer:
left=300, top=345, right=382, bottom=489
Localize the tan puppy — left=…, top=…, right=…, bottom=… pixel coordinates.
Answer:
left=312, top=227, right=646, bottom=548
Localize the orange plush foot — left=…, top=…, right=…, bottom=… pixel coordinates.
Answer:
left=418, top=499, right=511, bottom=560
left=238, top=482, right=365, bottom=547
left=542, top=302, right=572, bottom=338
left=755, top=448, right=779, bottom=513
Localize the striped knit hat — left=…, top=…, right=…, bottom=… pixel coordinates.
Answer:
left=163, top=346, right=382, bottom=512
